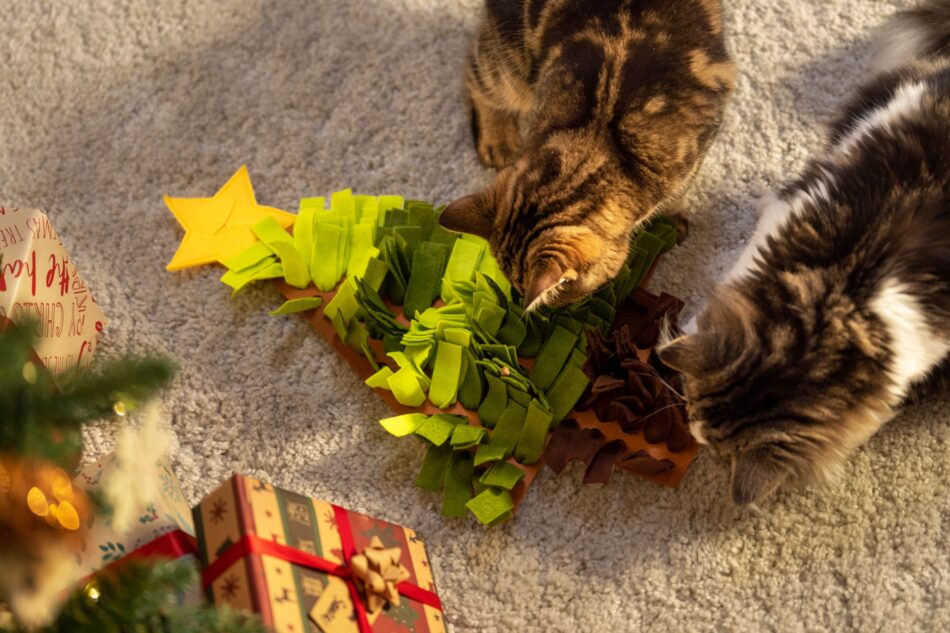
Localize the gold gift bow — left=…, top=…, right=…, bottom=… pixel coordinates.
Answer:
left=349, top=536, right=413, bottom=614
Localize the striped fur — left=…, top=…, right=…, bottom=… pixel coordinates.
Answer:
left=440, top=0, right=734, bottom=308
left=658, top=0, right=950, bottom=506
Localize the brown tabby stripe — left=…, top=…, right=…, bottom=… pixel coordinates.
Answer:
left=442, top=0, right=734, bottom=307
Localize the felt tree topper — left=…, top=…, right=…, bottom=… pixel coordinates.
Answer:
left=165, top=165, right=296, bottom=271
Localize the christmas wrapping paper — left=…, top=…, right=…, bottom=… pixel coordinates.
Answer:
left=74, top=455, right=201, bottom=604
left=194, top=474, right=445, bottom=633
left=0, top=207, right=106, bottom=376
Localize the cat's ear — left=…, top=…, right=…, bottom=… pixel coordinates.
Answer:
left=730, top=448, right=787, bottom=505
left=438, top=191, right=495, bottom=239
left=657, top=334, right=705, bottom=375
left=523, top=259, right=577, bottom=309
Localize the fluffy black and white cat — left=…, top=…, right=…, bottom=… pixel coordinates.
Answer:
left=659, top=0, right=950, bottom=505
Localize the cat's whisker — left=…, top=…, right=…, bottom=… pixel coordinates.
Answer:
left=627, top=370, right=686, bottom=401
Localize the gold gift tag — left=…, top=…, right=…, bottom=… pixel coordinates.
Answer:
left=309, top=577, right=365, bottom=633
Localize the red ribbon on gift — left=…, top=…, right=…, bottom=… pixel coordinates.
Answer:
left=81, top=529, right=198, bottom=589
left=123, top=529, right=199, bottom=562
left=201, top=504, right=442, bottom=632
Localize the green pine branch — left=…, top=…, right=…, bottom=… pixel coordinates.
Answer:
left=0, top=322, right=174, bottom=467
left=24, top=559, right=265, bottom=633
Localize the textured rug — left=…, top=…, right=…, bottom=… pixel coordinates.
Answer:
left=2, top=0, right=947, bottom=630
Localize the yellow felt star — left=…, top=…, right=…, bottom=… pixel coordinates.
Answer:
left=165, top=165, right=296, bottom=270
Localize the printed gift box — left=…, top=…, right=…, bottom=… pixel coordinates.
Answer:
left=74, top=455, right=202, bottom=604
left=194, top=474, right=446, bottom=633
left=0, top=207, right=107, bottom=376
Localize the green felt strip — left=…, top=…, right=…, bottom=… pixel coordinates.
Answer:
left=377, top=195, right=405, bottom=216
left=394, top=226, right=422, bottom=256
left=330, top=310, right=348, bottom=341
left=415, top=414, right=460, bottom=446
left=365, top=367, right=394, bottom=389
left=299, top=196, right=325, bottom=211
left=323, top=282, right=360, bottom=325
left=479, top=344, right=519, bottom=367
left=253, top=216, right=294, bottom=247
left=387, top=367, right=427, bottom=407
left=441, top=239, right=484, bottom=299
left=507, top=387, right=532, bottom=407
left=477, top=373, right=508, bottom=428
left=330, top=189, right=356, bottom=217
left=528, top=326, right=578, bottom=391
left=554, top=315, right=584, bottom=336
left=403, top=342, right=433, bottom=374
left=473, top=444, right=508, bottom=467
left=357, top=256, right=389, bottom=293
left=403, top=248, right=444, bottom=320
left=443, top=328, right=472, bottom=348
left=513, top=399, right=553, bottom=464
left=475, top=304, right=506, bottom=337
left=294, top=205, right=316, bottom=273
left=384, top=208, right=409, bottom=227
left=224, top=242, right=275, bottom=272
left=336, top=218, right=352, bottom=285
left=312, top=223, right=342, bottom=291
left=450, top=424, right=486, bottom=450
left=266, top=241, right=310, bottom=289
left=269, top=297, right=324, bottom=316
left=586, top=313, right=609, bottom=336
left=428, top=341, right=463, bottom=409
left=406, top=200, right=434, bottom=226
left=477, top=273, right=509, bottom=309
left=353, top=195, right=376, bottom=221
left=428, top=220, right=459, bottom=247
left=441, top=453, right=474, bottom=518
left=416, top=443, right=453, bottom=492
left=518, top=311, right=550, bottom=358
left=486, top=511, right=514, bottom=528
left=354, top=278, right=407, bottom=337
left=458, top=349, right=485, bottom=410
left=383, top=334, right=404, bottom=354
left=479, top=461, right=525, bottom=490
left=488, top=401, right=527, bottom=454
left=495, top=312, right=527, bottom=347
left=380, top=413, right=428, bottom=437
left=546, top=364, right=590, bottom=424
left=589, top=297, right=615, bottom=323
left=343, top=319, right=378, bottom=371
left=346, top=225, right=376, bottom=279
left=221, top=260, right=282, bottom=293
left=477, top=257, right=511, bottom=298
left=465, top=487, right=514, bottom=526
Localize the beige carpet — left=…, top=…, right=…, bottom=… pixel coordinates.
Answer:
left=2, top=0, right=947, bottom=630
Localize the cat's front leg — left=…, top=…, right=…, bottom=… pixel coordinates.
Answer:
left=465, top=61, right=522, bottom=170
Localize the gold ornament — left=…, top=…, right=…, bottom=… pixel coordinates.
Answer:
left=113, top=401, right=128, bottom=417
left=83, top=581, right=101, bottom=604
left=21, top=362, right=38, bottom=385
left=0, top=456, right=92, bottom=557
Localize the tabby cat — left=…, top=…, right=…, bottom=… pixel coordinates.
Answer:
left=658, top=0, right=950, bottom=505
left=439, top=0, right=734, bottom=309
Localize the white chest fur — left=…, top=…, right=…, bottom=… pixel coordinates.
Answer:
left=871, top=279, right=950, bottom=402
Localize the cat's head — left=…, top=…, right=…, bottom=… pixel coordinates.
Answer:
left=438, top=154, right=632, bottom=310
left=657, top=283, right=887, bottom=505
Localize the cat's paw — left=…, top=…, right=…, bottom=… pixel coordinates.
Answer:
left=668, top=212, right=690, bottom=243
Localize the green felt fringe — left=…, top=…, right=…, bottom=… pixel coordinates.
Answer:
left=220, top=191, right=677, bottom=525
